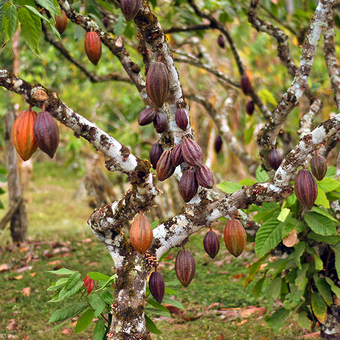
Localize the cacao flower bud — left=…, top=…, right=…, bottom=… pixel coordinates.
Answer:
left=179, top=169, right=198, bottom=202
left=121, top=0, right=141, bottom=21
left=246, top=101, right=254, bottom=115
left=268, top=149, right=283, bottom=171
left=217, top=34, right=225, bottom=49
left=224, top=219, right=247, bottom=258
left=294, top=169, right=318, bottom=210
left=175, top=248, right=196, bottom=287
left=181, top=137, right=203, bottom=169
left=149, top=271, right=165, bottom=303
left=196, top=164, right=214, bottom=189
left=84, top=31, right=102, bottom=65
left=150, top=142, right=163, bottom=170
left=34, top=111, right=59, bottom=158
left=241, top=74, right=251, bottom=95
left=156, top=150, right=175, bottom=181
left=214, top=135, right=223, bottom=153
left=203, top=230, right=220, bottom=259
left=170, top=144, right=184, bottom=167
left=12, top=110, right=38, bottom=161
left=55, top=10, right=68, bottom=35
left=130, top=214, right=153, bottom=254
left=83, top=275, right=95, bottom=295
left=146, top=61, right=170, bottom=108
left=153, top=113, right=168, bottom=133
left=175, top=109, right=188, bottom=131
left=138, top=108, right=156, bottom=126
left=310, top=154, right=327, bottom=181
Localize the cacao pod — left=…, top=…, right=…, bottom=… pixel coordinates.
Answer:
left=217, top=34, right=225, bottom=49
left=294, top=169, right=318, bottom=210
left=149, top=271, right=165, bottom=303
left=12, top=110, right=38, bottom=161
left=146, top=61, right=170, bottom=108
left=156, top=150, right=175, bottom=181
left=181, top=137, right=203, bottom=169
left=246, top=101, right=254, bottom=115
left=121, top=0, right=141, bottom=21
left=84, top=31, right=102, bottom=65
left=34, top=111, right=59, bottom=158
left=196, top=164, right=214, bottom=189
left=175, top=248, right=196, bottom=287
left=268, top=149, right=283, bottom=171
left=170, top=144, right=184, bottom=167
left=241, top=74, right=251, bottom=95
left=175, top=109, right=188, bottom=131
left=224, top=219, right=247, bottom=258
left=55, top=10, right=68, bottom=35
left=138, top=108, right=156, bottom=126
left=203, top=230, right=220, bottom=259
left=102, top=17, right=109, bottom=29
left=153, top=113, right=168, bottom=133
left=310, top=154, right=327, bottom=181
left=150, top=142, right=163, bottom=170
left=214, top=135, right=223, bottom=153
left=179, top=169, right=198, bottom=202
left=130, top=214, right=153, bottom=254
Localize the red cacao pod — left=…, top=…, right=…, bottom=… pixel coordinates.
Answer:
left=246, top=101, right=254, bottom=115
left=203, top=230, right=220, bottom=259
left=149, top=271, right=165, bottom=303
left=33, top=111, right=59, bottom=158
left=196, top=164, right=214, bottom=189
left=310, top=154, right=327, bottom=181
left=268, top=149, right=283, bottom=171
left=156, top=150, right=175, bottom=181
left=170, top=144, right=184, bottom=167
left=84, top=31, right=102, bottom=65
left=146, top=61, right=170, bottom=108
left=294, top=169, right=318, bottom=210
left=175, top=248, right=196, bottom=287
left=121, top=0, right=141, bottom=21
left=153, top=113, right=168, bottom=133
left=179, top=169, right=198, bottom=202
left=55, top=10, right=68, bottom=35
left=150, top=142, right=163, bottom=170
left=217, top=34, right=225, bottom=49
left=12, top=110, right=38, bottom=161
left=175, top=109, right=188, bottom=131
left=181, top=137, right=204, bottom=169
left=241, top=74, right=251, bottom=95
left=130, top=214, right=153, bottom=254
left=214, top=135, right=223, bottom=153
left=138, top=108, right=156, bottom=126
left=224, top=219, right=247, bottom=258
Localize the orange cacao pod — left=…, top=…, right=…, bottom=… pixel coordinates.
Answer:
left=156, top=150, right=175, bottom=181
left=146, top=61, right=170, bottom=108
left=149, top=271, right=165, bottom=303
left=294, top=169, right=318, bottom=210
left=310, top=154, right=327, bottom=181
left=203, top=230, right=220, bottom=259
left=181, top=137, right=203, bottom=169
left=121, top=0, right=141, bottom=21
left=84, top=31, right=102, bottom=65
left=33, top=111, right=59, bottom=158
left=55, top=10, right=68, bottom=35
left=175, top=248, right=196, bottom=287
left=224, top=219, right=247, bottom=257
left=130, top=214, right=153, bottom=254
left=12, top=110, right=38, bottom=161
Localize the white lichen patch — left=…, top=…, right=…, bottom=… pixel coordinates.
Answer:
left=311, top=126, right=326, bottom=144
left=208, top=209, right=222, bottom=222
left=107, top=217, right=114, bottom=224
left=113, top=234, right=123, bottom=247
left=269, top=184, right=280, bottom=193
left=308, top=21, right=324, bottom=46
left=13, top=79, right=23, bottom=90
left=153, top=224, right=167, bottom=239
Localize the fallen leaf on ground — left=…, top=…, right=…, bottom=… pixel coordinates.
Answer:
left=233, top=274, right=244, bottom=279
left=240, top=306, right=266, bottom=318
left=21, top=287, right=31, bottom=296
left=20, top=246, right=29, bottom=252
left=7, top=319, right=17, bottom=330
left=0, top=263, right=11, bottom=272
left=237, top=319, right=248, bottom=326
left=82, top=238, right=93, bottom=243
left=29, top=273, right=36, bottom=277
left=207, top=302, right=220, bottom=310
left=47, top=260, right=61, bottom=265
left=15, top=266, right=32, bottom=273
left=62, top=328, right=73, bottom=336
left=13, top=275, right=23, bottom=280
left=304, top=332, right=321, bottom=338
left=22, top=335, right=29, bottom=340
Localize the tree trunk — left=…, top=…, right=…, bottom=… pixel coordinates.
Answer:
left=4, top=110, right=28, bottom=243
left=320, top=303, right=340, bottom=339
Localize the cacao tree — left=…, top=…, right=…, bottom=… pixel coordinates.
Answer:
left=1, top=0, right=340, bottom=339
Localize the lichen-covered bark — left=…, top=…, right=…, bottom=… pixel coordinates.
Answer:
left=320, top=304, right=340, bottom=339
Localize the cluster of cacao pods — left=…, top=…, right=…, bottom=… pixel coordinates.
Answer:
left=130, top=212, right=153, bottom=254
left=85, top=30, right=102, bottom=65
left=138, top=108, right=168, bottom=133
left=12, top=108, right=60, bottom=161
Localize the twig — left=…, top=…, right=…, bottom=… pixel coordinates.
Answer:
left=0, top=197, right=23, bottom=230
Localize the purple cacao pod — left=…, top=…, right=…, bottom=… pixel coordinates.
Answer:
left=196, top=164, right=214, bottom=189
left=310, top=154, right=327, bottom=181
left=181, top=137, right=203, bottom=169
left=170, top=144, right=184, bottom=167
left=156, top=150, right=175, bottom=181
left=268, top=149, right=283, bottom=171
left=175, top=248, right=196, bottom=287
left=217, top=34, right=225, bottom=49
left=214, top=135, right=223, bottom=153
left=179, top=169, right=198, bottom=202
left=149, top=271, right=165, bottom=303
left=175, top=109, right=188, bottom=131
left=241, top=74, right=251, bottom=95
left=294, top=169, right=318, bottom=210
left=150, top=142, right=163, bottom=170
left=246, top=101, right=254, bottom=115
left=153, top=113, right=168, bottom=133
left=138, top=108, right=156, bottom=126
left=121, top=0, right=141, bottom=21
left=203, top=230, right=220, bottom=259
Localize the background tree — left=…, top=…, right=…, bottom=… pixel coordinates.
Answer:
left=1, top=0, right=340, bottom=339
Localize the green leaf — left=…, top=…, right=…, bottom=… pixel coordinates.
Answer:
left=58, top=281, right=84, bottom=301
left=247, top=202, right=278, bottom=213
left=267, top=277, right=282, bottom=301
left=330, top=244, right=340, bottom=278
left=87, top=272, right=110, bottom=281
left=64, top=272, right=81, bottom=290
left=313, top=274, right=333, bottom=306
left=0, top=1, right=6, bottom=31
left=48, top=301, right=89, bottom=323
left=74, top=25, right=86, bottom=42
left=295, top=263, right=309, bottom=291
left=265, top=308, right=290, bottom=335
left=317, top=177, right=340, bottom=192
left=315, top=188, right=330, bottom=209
left=297, top=311, right=311, bottom=331
left=325, top=166, right=336, bottom=178
left=308, top=231, right=340, bottom=245
left=95, top=274, right=116, bottom=291
left=53, top=0, right=61, bottom=17
left=255, top=166, right=270, bottom=182
left=145, top=314, right=162, bottom=334
left=258, top=88, right=278, bottom=107
left=93, top=320, right=106, bottom=340
left=35, top=0, right=57, bottom=17
left=238, top=178, right=255, bottom=186
left=293, top=242, right=306, bottom=269
left=100, top=290, right=113, bottom=305
left=252, top=274, right=266, bottom=298
left=151, top=219, right=160, bottom=229
left=3, top=5, right=18, bottom=41
left=144, top=307, right=172, bottom=317
left=255, top=215, right=286, bottom=258
left=47, top=284, right=66, bottom=292
left=114, top=14, right=127, bottom=36
left=164, top=287, right=177, bottom=295
left=0, top=173, right=7, bottom=183
left=283, top=218, right=301, bottom=238
left=216, top=181, right=242, bottom=193
left=48, top=268, right=75, bottom=275
left=325, top=277, right=340, bottom=300
left=277, top=208, right=290, bottom=222
left=244, top=256, right=267, bottom=289
left=311, top=293, right=327, bottom=324
left=162, top=296, right=184, bottom=310
left=146, top=299, right=171, bottom=317
left=312, top=207, right=340, bottom=224
left=75, top=309, right=94, bottom=333
left=305, top=247, right=323, bottom=271
left=88, top=294, right=107, bottom=317
left=253, top=207, right=280, bottom=223
left=304, top=212, right=337, bottom=236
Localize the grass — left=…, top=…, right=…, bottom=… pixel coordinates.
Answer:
left=0, top=160, right=315, bottom=339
